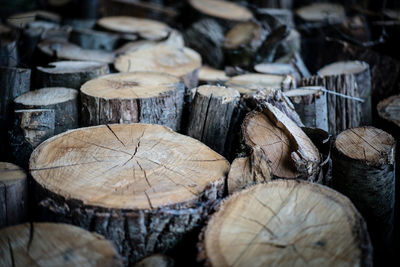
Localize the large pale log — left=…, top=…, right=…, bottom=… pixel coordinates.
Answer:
left=198, top=66, right=228, bottom=85
left=30, top=123, right=229, bottom=265
left=188, top=0, right=253, bottom=22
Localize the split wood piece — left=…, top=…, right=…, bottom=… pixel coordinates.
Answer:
left=0, top=162, right=28, bottom=228
left=377, top=95, right=400, bottom=135
left=276, top=52, right=311, bottom=80
left=223, top=21, right=267, bottom=68
left=319, top=61, right=372, bottom=125
left=97, top=16, right=171, bottom=41
left=26, top=21, right=71, bottom=41
left=6, top=10, right=61, bottom=29
left=276, top=28, right=301, bottom=59
left=257, top=8, right=294, bottom=28
left=10, top=109, right=55, bottom=169
left=14, top=87, right=78, bottom=135
left=0, top=32, right=18, bottom=67
left=70, top=28, right=120, bottom=51
left=37, top=40, right=115, bottom=63
left=0, top=222, right=123, bottom=266
left=30, top=123, right=230, bottom=264
left=188, top=0, right=253, bottom=22
left=114, top=44, right=201, bottom=92
left=225, top=73, right=295, bottom=95
left=198, top=66, right=229, bottom=85
left=198, top=180, right=373, bottom=267
left=184, top=18, right=225, bottom=68
left=134, top=254, right=174, bottom=267
left=243, top=103, right=320, bottom=180
left=80, top=72, right=184, bottom=131
left=295, top=3, right=346, bottom=24
left=187, top=85, right=240, bottom=157
left=284, top=87, right=328, bottom=131
left=36, top=61, right=109, bottom=89
left=332, top=127, right=396, bottom=256
left=301, top=74, right=361, bottom=135
left=254, top=62, right=300, bottom=83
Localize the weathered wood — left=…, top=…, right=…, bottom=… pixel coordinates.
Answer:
left=188, top=0, right=253, bottom=22
left=301, top=74, right=361, bottom=135
left=63, top=18, right=97, bottom=29
left=0, top=36, right=18, bottom=67
left=187, top=85, right=240, bottom=157
left=332, top=127, right=396, bottom=261
left=70, top=28, right=120, bottom=51
left=80, top=72, right=184, bottom=131
left=318, top=61, right=372, bottom=125
left=198, top=66, right=228, bottom=85
left=254, top=62, right=300, bottom=83
left=36, top=61, right=109, bottom=89
left=0, top=222, right=123, bottom=266
left=134, top=254, right=174, bottom=267
left=26, top=20, right=71, bottom=41
left=0, top=162, right=28, bottom=228
left=30, top=123, right=229, bottom=265
left=295, top=3, right=346, bottom=25
left=10, top=109, right=55, bottom=169
left=6, top=10, right=61, bottom=29
left=199, top=180, right=373, bottom=267
left=14, top=87, right=78, bottom=134
left=243, top=103, right=320, bottom=181
left=256, top=8, right=294, bottom=28
left=284, top=87, right=328, bottom=131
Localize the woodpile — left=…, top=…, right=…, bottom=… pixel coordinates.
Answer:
left=0, top=0, right=399, bottom=266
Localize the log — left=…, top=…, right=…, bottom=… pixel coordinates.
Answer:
left=10, top=109, right=55, bottom=169
left=63, top=18, right=97, bottom=29
left=188, top=0, right=253, bottom=22
left=70, top=28, right=120, bottom=51
left=187, top=85, right=240, bottom=157
left=198, top=180, right=373, bottom=267
left=225, top=73, right=295, bottom=95
left=332, top=126, right=396, bottom=260
left=198, top=66, right=228, bottom=85
left=249, top=0, right=293, bottom=9
left=26, top=21, right=71, bottom=41
left=37, top=40, right=115, bottom=63
left=0, top=222, right=123, bottom=266
left=0, top=162, right=28, bottom=228
left=6, top=10, right=61, bottom=29
left=377, top=95, right=400, bottom=137
left=256, top=8, right=294, bottom=28
left=243, top=103, right=321, bottom=181
left=0, top=35, right=18, bottom=67
left=80, top=72, right=184, bottom=131
left=36, top=61, right=109, bottom=90
left=14, top=87, right=78, bottom=135
left=134, top=254, right=174, bottom=267
left=254, top=62, right=300, bottom=84
left=295, top=3, right=346, bottom=25
left=97, top=16, right=171, bottom=41
left=318, top=61, right=372, bottom=125
left=30, top=123, right=230, bottom=265
left=301, top=74, right=361, bottom=135
left=284, top=87, right=328, bottom=131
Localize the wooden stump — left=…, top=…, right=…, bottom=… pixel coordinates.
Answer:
left=318, top=61, right=372, bottom=125
left=30, top=123, right=229, bottom=265
left=134, top=254, right=174, bottom=267
left=225, top=73, right=295, bottom=95
left=10, top=109, right=55, bottom=169
left=243, top=103, right=321, bottom=181
left=198, top=66, right=228, bottom=85
left=36, top=61, right=109, bottom=90
left=0, top=162, right=28, bottom=228
left=97, top=16, right=171, bottom=41
left=198, top=180, right=373, bottom=267
left=301, top=74, right=361, bottom=135
left=80, top=72, right=184, bottom=131
left=14, top=87, right=78, bottom=134
left=70, top=28, right=120, bottom=51
left=187, top=85, right=240, bottom=157
left=332, top=127, right=396, bottom=259
left=284, top=87, right=328, bottom=131
left=0, top=222, right=123, bottom=266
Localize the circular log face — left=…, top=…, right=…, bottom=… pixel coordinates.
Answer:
left=377, top=95, right=400, bottom=128
left=223, top=21, right=262, bottom=49
left=14, top=87, right=78, bottom=106
left=0, top=223, right=122, bottom=266
left=188, top=0, right=253, bottom=21
left=97, top=16, right=170, bottom=40
left=318, top=61, right=368, bottom=76
left=81, top=72, right=180, bottom=99
left=203, top=180, right=371, bottom=267
left=335, top=127, right=395, bottom=165
left=225, top=74, right=287, bottom=95
left=296, top=3, right=345, bottom=23
left=30, top=124, right=229, bottom=210
left=198, top=66, right=228, bottom=83
left=114, top=45, right=201, bottom=79
left=0, top=162, right=26, bottom=183
left=37, top=61, right=108, bottom=74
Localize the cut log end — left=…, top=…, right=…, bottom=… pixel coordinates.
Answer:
left=37, top=61, right=109, bottom=74
left=377, top=95, right=400, bottom=128
left=198, top=66, right=228, bottom=83
left=296, top=3, right=345, bottom=23
left=200, top=180, right=373, bottom=267
left=15, top=87, right=78, bottom=107
left=188, top=0, right=253, bottom=22
left=134, top=254, right=174, bottom=267
left=0, top=162, right=26, bottom=183
left=318, top=61, right=369, bottom=77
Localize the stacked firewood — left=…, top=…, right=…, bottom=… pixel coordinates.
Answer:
left=0, top=0, right=399, bottom=266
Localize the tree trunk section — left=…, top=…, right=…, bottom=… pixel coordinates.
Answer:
left=80, top=72, right=185, bottom=131
left=187, top=85, right=240, bottom=158
left=0, top=222, right=123, bottom=266
left=199, top=180, right=373, bottom=267
left=70, top=28, right=120, bottom=51
left=36, top=61, right=109, bottom=90
left=332, top=127, right=396, bottom=263
left=30, top=123, right=229, bottom=265
left=14, top=87, right=78, bottom=134
left=0, top=162, right=28, bottom=228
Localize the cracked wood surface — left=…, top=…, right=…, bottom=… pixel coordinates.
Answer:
left=80, top=72, right=184, bottom=131
left=0, top=222, right=123, bottom=267
left=199, top=180, right=372, bottom=267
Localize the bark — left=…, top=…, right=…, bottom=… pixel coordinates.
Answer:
left=70, top=28, right=120, bottom=51
left=256, top=8, right=294, bottom=27
left=0, top=162, right=28, bottom=228
left=0, top=39, right=18, bottom=67
left=63, top=18, right=97, bottom=29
